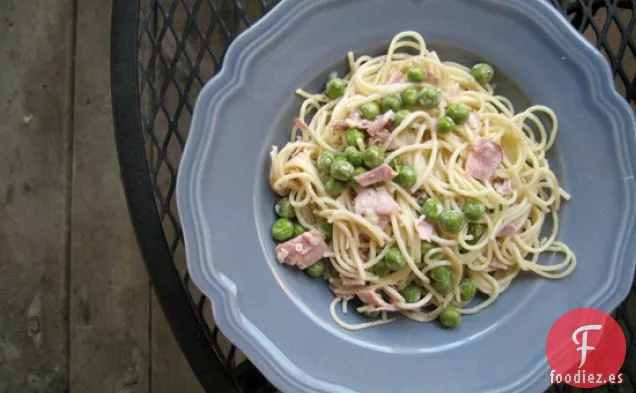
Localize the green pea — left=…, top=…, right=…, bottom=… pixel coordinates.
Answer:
left=344, top=146, right=363, bottom=166
left=389, top=159, right=402, bottom=171
left=463, top=199, right=486, bottom=222
left=467, top=223, right=487, bottom=245
left=401, top=284, right=422, bottom=303
left=326, top=77, right=347, bottom=99
left=406, top=66, right=427, bottom=82
left=385, top=247, right=406, bottom=271
left=324, top=176, right=346, bottom=198
left=436, top=116, right=456, bottom=134
left=394, top=165, right=417, bottom=188
left=380, top=94, right=402, bottom=113
left=471, top=63, right=495, bottom=85
left=447, top=103, right=470, bottom=124
left=330, top=157, right=354, bottom=181
left=430, top=265, right=452, bottom=282
left=418, top=85, right=439, bottom=109
left=374, top=260, right=391, bottom=277
left=293, top=222, right=306, bottom=237
left=349, top=166, right=366, bottom=188
left=317, top=151, right=335, bottom=173
left=439, top=306, right=461, bottom=328
left=401, top=87, right=419, bottom=106
left=362, top=146, right=385, bottom=168
left=307, top=260, right=326, bottom=278
left=316, top=221, right=332, bottom=240
left=345, top=128, right=366, bottom=147
left=421, top=241, right=435, bottom=259
left=394, top=109, right=411, bottom=127
left=359, top=102, right=380, bottom=120
left=272, top=218, right=294, bottom=242
left=459, top=279, right=478, bottom=302
left=275, top=197, right=295, bottom=218
left=432, top=276, right=453, bottom=295
left=439, top=210, right=465, bottom=234
left=421, top=197, right=444, bottom=222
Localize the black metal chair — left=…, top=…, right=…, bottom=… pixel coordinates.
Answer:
left=110, top=1, right=636, bottom=392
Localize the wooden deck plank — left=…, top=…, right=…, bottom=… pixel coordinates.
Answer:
left=151, top=294, right=204, bottom=393
left=0, top=1, right=74, bottom=391
left=68, top=1, right=150, bottom=392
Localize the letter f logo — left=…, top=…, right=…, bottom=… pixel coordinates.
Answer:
left=572, top=324, right=602, bottom=368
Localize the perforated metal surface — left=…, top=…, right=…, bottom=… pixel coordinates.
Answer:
left=112, top=1, right=636, bottom=392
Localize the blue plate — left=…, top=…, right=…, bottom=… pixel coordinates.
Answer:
left=177, top=0, right=636, bottom=392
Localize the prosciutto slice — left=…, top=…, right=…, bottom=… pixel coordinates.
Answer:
left=426, top=72, right=440, bottom=85
left=414, top=217, right=435, bottom=241
left=353, top=163, right=396, bottom=187
left=467, top=113, right=481, bottom=129
left=493, top=178, right=513, bottom=196
left=357, top=289, right=398, bottom=311
left=498, top=212, right=528, bottom=237
left=466, top=139, right=503, bottom=181
left=369, top=129, right=399, bottom=150
left=293, top=117, right=310, bottom=133
left=341, top=277, right=366, bottom=287
left=366, top=111, right=395, bottom=136
left=490, top=256, right=509, bottom=270
left=332, top=111, right=395, bottom=138
left=275, top=228, right=330, bottom=269
left=389, top=68, right=406, bottom=83
left=354, top=188, right=399, bottom=216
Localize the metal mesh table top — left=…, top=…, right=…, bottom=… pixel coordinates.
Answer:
left=110, top=1, right=636, bottom=392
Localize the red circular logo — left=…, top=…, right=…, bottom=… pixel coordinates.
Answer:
left=546, top=308, right=626, bottom=388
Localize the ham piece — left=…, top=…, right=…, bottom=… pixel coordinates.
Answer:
left=341, top=277, right=366, bottom=287
left=490, top=256, right=509, bottom=270
left=332, top=111, right=398, bottom=149
left=354, top=188, right=399, bottom=230
left=275, top=228, right=330, bottom=269
left=426, top=72, right=440, bottom=85
left=354, top=188, right=400, bottom=216
left=389, top=68, right=406, bottom=83
left=366, top=111, right=395, bottom=137
left=369, top=130, right=399, bottom=150
left=414, top=217, right=435, bottom=241
left=332, top=111, right=394, bottom=137
left=467, top=113, right=481, bottom=129
left=376, top=214, right=391, bottom=230
left=493, top=178, right=513, bottom=196
left=466, top=138, right=503, bottom=181
left=332, top=111, right=366, bottom=131
left=332, top=111, right=369, bottom=131
left=498, top=212, right=528, bottom=237
left=293, top=117, right=310, bottom=133
left=353, top=163, right=397, bottom=187
left=357, top=289, right=398, bottom=311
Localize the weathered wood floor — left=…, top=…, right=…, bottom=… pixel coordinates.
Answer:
left=0, top=1, right=203, bottom=392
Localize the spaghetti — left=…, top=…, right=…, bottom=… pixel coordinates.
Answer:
left=268, top=31, right=575, bottom=330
